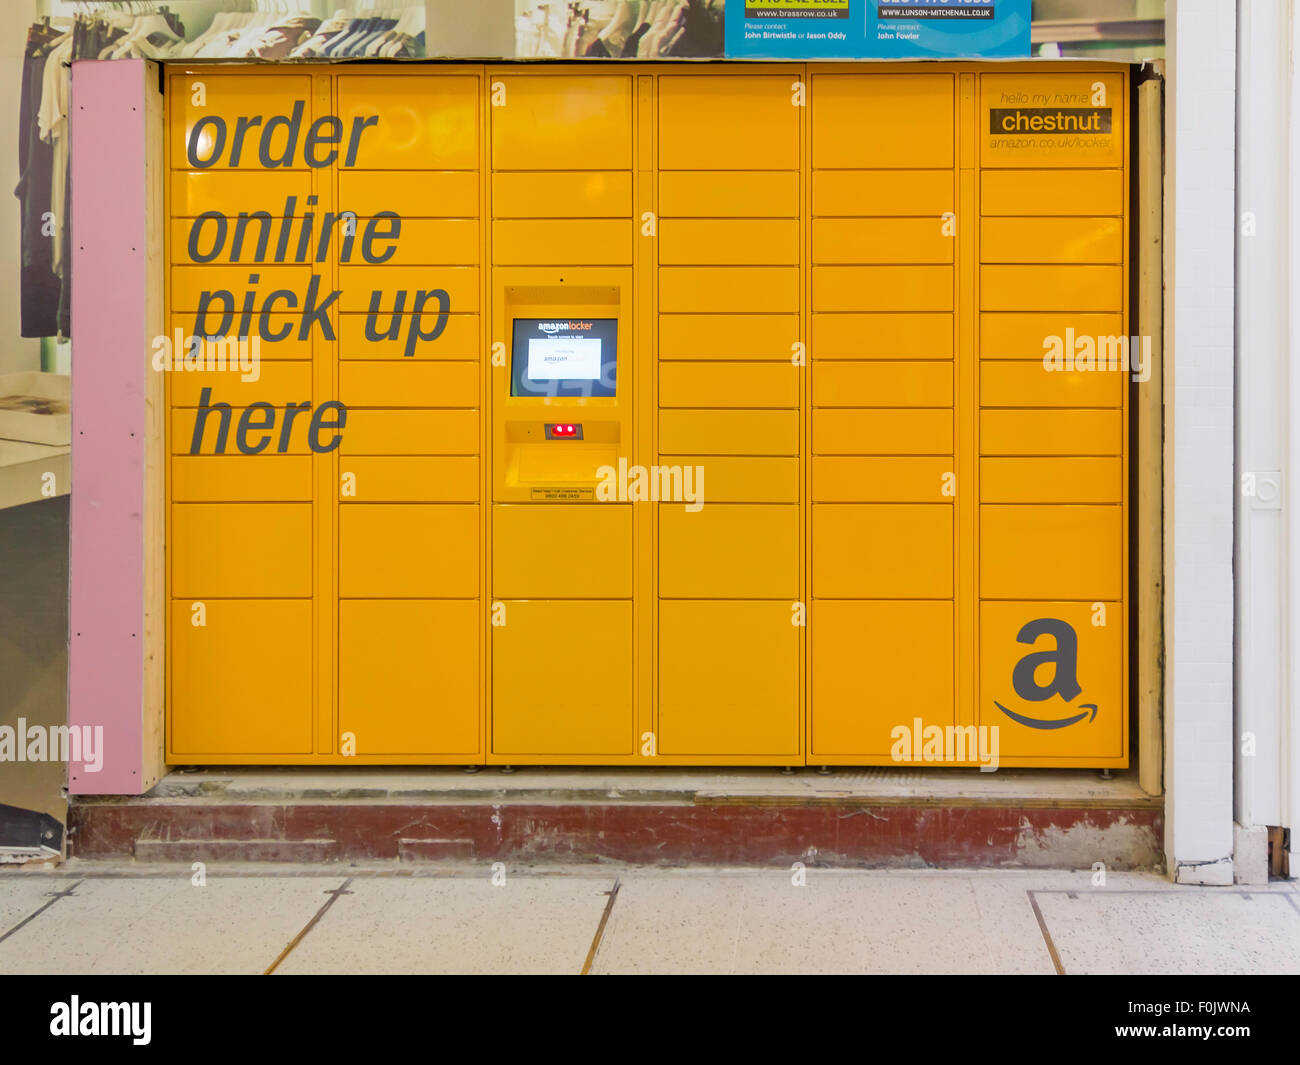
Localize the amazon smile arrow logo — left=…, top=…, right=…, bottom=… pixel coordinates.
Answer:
left=994, top=702, right=1098, bottom=730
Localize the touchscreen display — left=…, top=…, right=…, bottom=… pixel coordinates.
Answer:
left=511, top=318, right=617, bottom=398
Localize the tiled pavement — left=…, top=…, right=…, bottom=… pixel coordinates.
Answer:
left=1, top=865, right=1297, bottom=975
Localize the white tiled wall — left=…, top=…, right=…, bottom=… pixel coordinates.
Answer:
left=1166, top=0, right=1238, bottom=884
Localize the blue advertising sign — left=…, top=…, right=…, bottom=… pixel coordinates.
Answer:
left=725, top=0, right=1031, bottom=59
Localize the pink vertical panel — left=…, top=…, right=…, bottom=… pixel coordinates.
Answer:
left=68, top=60, right=150, bottom=795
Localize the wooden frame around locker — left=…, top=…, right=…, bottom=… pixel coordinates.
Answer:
left=152, top=61, right=1147, bottom=772
left=143, top=61, right=167, bottom=789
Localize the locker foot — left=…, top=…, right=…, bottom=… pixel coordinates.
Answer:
left=462, top=765, right=482, bottom=774
left=780, top=766, right=795, bottom=775
left=500, top=765, right=516, bottom=774
left=816, top=765, right=832, bottom=776
left=1098, top=768, right=1114, bottom=780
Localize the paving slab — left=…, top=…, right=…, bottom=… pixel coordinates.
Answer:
left=590, top=875, right=748, bottom=975
left=0, top=876, right=74, bottom=940
left=965, top=874, right=1065, bottom=975
left=593, top=870, right=1056, bottom=974
left=1034, top=888, right=1300, bottom=974
left=0, top=874, right=342, bottom=975
left=273, top=875, right=615, bottom=975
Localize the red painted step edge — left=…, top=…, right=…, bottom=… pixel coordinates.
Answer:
left=68, top=802, right=1164, bottom=868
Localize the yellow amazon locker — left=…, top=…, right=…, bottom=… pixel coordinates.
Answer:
left=163, top=63, right=1129, bottom=769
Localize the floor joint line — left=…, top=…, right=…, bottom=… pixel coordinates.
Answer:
left=581, top=878, right=622, bottom=975
left=0, top=879, right=85, bottom=947
left=1027, top=890, right=1065, bottom=975
left=264, top=877, right=353, bottom=975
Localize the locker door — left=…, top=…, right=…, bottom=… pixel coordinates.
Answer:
left=492, top=601, right=633, bottom=756
left=168, top=74, right=315, bottom=170
left=978, top=601, right=1125, bottom=764
left=491, top=74, right=633, bottom=170
left=811, top=73, right=954, bottom=169
left=170, top=601, right=313, bottom=756
left=659, top=602, right=799, bottom=757
left=812, top=601, right=955, bottom=761
left=658, top=75, right=799, bottom=170
left=339, top=601, right=480, bottom=755
left=337, top=73, right=479, bottom=169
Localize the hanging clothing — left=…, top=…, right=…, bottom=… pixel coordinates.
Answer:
left=621, top=20, right=651, bottom=57
left=18, top=10, right=190, bottom=339
left=15, top=26, right=61, bottom=338
left=291, top=12, right=353, bottom=57
left=37, top=32, right=72, bottom=285
left=243, top=16, right=321, bottom=59
left=75, top=15, right=125, bottom=60
left=349, top=19, right=399, bottom=57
